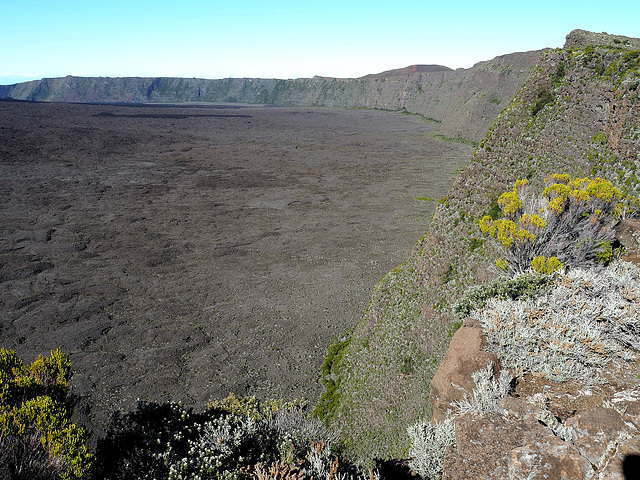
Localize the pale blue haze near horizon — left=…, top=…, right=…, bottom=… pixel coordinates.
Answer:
left=1, top=0, right=638, bottom=85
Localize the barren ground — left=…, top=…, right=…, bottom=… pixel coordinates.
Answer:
left=0, top=100, right=473, bottom=437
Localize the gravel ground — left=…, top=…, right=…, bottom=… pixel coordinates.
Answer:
left=0, top=100, right=473, bottom=438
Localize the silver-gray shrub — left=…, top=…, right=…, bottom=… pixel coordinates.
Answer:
left=406, top=365, right=513, bottom=479
left=472, top=260, right=640, bottom=383
left=407, top=419, right=455, bottom=480
left=303, top=441, right=381, bottom=480
left=163, top=414, right=265, bottom=480
left=266, top=408, right=338, bottom=460
left=452, top=363, right=514, bottom=415
left=158, top=409, right=378, bottom=480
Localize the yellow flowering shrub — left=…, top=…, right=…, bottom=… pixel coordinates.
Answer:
left=515, top=228, right=536, bottom=243
left=519, top=213, right=546, bottom=230
left=479, top=216, right=497, bottom=237
left=479, top=174, right=629, bottom=275
left=568, top=177, right=590, bottom=190
left=495, top=259, right=509, bottom=271
left=530, top=256, right=564, bottom=275
left=497, top=190, right=523, bottom=217
left=494, top=219, right=517, bottom=248
left=569, top=189, right=590, bottom=202
left=586, top=177, right=622, bottom=202
left=0, top=349, right=92, bottom=479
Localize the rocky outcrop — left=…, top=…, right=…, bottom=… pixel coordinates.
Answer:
left=617, top=219, right=640, bottom=265
left=429, top=318, right=499, bottom=422
left=435, top=362, right=640, bottom=479
left=443, top=397, right=640, bottom=479
left=430, top=218, right=640, bottom=479
left=0, top=51, right=542, bottom=142
left=0, top=84, right=14, bottom=98
left=565, top=29, right=640, bottom=50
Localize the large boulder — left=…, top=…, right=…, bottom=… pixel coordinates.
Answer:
left=615, top=219, right=640, bottom=265
left=429, top=318, right=499, bottom=422
left=568, top=407, right=638, bottom=470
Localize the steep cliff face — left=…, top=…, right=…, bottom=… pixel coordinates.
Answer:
left=324, top=29, right=640, bottom=463
left=0, top=84, right=14, bottom=98
left=1, top=51, right=541, bottom=143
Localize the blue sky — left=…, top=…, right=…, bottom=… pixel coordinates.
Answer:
left=1, top=0, right=638, bottom=85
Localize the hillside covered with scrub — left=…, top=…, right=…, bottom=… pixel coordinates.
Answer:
left=319, top=28, right=640, bottom=472
left=3, top=29, right=640, bottom=479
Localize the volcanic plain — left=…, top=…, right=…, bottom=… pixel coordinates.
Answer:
left=0, top=100, right=473, bottom=436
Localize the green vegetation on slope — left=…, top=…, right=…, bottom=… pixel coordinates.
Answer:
left=317, top=32, right=640, bottom=463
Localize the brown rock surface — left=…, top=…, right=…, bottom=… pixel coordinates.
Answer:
left=443, top=410, right=556, bottom=479
left=429, top=317, right=499, bottom=421
left=598, top=435, right=640, bottom=480
left=433, top=341, right=640, bottom=479
left=508, top=437, right=593, bottom=480
left=440, top=387, right=640, bottom=479
left=571, top=407, right=638, bottom=469
left=615, top=219, right=640, bottom=265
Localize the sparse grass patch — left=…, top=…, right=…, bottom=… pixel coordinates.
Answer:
left=313, top=337, right=352, bottom=421
left=432, top=133, right=479, bottom=147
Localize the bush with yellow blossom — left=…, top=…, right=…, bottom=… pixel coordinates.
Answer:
left=479, top=174, right=627, bottom=275
left=0, top=348, right=92, bottom=479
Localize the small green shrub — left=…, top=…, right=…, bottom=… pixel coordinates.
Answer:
left=468, top=238, right=485, bottom=252
left=484, top=196, right=504, bottom=221
left=441, top=262, right=457, bottom=284
left=530, top=255, right=563, bottom=275
left=532, top=88, right=553, bottom=116
left=453, top=272, right=552, bottom=320
left=400, top=356, right=415, bottom=375
left=446, top=319, right=463, bottom=339
left=554, top=62, right=566, bottom=83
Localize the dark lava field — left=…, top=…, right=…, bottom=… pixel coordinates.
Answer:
left=0, top=100, right=473, bottom=436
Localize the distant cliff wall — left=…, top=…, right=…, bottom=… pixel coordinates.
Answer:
left=1, top=51, right=542, bottom=142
